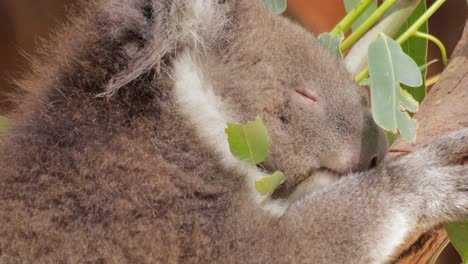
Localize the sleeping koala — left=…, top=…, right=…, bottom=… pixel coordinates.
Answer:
left=0, top=0, right=467, bottom=263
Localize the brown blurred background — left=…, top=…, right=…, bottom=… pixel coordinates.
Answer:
left=0, top=0, right=466, bottom=114
left=0, top=0, right=466, bottom=262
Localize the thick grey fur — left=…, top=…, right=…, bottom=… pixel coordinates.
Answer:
left=0, top=0, right=467, bottom=263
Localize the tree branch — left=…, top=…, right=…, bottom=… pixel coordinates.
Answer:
left=392, top=20, right=468, bottom=264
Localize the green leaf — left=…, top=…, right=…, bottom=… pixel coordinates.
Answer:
left=446, top=222, right=468, bottom=263
left=386, top=131, right=399, bottom=146
left=419, top=59, right=437, bottom=72
left=368, top=34, right=422, bottom=142
left=263, top=0, right=287, bottom=15
left=0, top=116, right=8, bottom=133
left=318, top=33, right=344, bottom=58
left=396, top=1, right=428, bottom=103
left=344, top=0, right=422, bottom=76
left=225, top=117, right=271, bottom=165
left=344, top=0, right=377, bottom=31
left=255, top=171, right=285, bottom=196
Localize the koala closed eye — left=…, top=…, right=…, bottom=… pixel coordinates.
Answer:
left=294, top=85, right=319, bottom=104
left=0, top=1, right=466, bottom=264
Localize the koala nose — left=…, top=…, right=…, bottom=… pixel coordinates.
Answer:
left=357, top=116, right=388, bottom=171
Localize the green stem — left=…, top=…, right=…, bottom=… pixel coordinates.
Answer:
left=354, top=0, right=447, bottom=84
left=330, top=0, right=375, bottom=35
left=425, top=74, right=441, bottom=87
left=396, top=0, right=447, bottom=44
left=355, top=68, right=369, bottom=83
left=341, top=0, right=399, bottom=53
left=414, top=31, right=448, bottom=66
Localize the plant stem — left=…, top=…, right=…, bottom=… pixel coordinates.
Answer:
left=344, top=0, right=421, bottom=76
left=396, top=0, right=447, bottom=44
left=355, top=68, right=369, bottom=83
left=426, top=74, right=441, bottom=87
left=414, top=31, right=448, bottom=66
left=330, top=0, right=375, bottom=35
left=341, top=0, right=399, bottom=53
left=354, top=0, right=447, bottom=84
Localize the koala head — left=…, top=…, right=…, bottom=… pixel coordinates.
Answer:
left=108, top=0, right=388, bottom=197
left=190, top=1, right=388, bottom=195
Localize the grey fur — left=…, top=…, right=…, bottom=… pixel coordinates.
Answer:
left=0, top=0, right=467, bottom=263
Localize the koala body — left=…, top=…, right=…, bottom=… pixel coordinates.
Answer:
left=0, top=0, right=467, bottom=263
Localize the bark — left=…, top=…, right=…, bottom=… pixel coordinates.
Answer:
left=393, top=21, right=468, bottom=264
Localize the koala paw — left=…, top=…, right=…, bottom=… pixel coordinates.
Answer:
left=389, top=128, right=468, bottom=224
left=423, top=165, right=468, bottom=222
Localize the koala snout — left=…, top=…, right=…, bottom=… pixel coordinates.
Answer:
left=357, top=117, right=388, bottom=171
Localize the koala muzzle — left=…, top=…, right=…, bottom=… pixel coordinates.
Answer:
left=358, top=116, right=388, bottom=171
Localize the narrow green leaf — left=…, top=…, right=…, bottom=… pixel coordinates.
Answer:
left=419, top=59, right=438, bottom=72
left=396, top=1, right=428, bottom=103
left=318, top=33, right=344, bottom=58
left=263, top=0, right=287, bottom=15
left=344, top=0, right=377, bottom=31
left=255, top=171, right=285, bottom=196
left=368, top=35, right=422, bottom=142
left=446, top=222, right=468, bottom=263
left=225, top=117, right=270, bottom=165
left=0, top=116, right=8, bottom=133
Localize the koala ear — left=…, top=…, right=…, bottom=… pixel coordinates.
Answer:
left=101, top=0, right=229, bottom=97
left=98, top=1, right=170, bottom=97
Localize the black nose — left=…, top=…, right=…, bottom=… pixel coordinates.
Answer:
left=357, top=116, right=388, bottom=171
left=369, top=156, right=378, bottom=169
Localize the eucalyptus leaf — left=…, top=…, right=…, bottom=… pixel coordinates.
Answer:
left=263, top=0, right=287, bottom=15
left=344, top=0, right=420, bottom=76
left=344, top=0, right=377, bottom=31
left=368, top=34, right=422, bottom=142
left=0, top=116, right=8, bottom=133
left=318, top=33, right=344, bottom=58
left=255, top=171, right=285, bottom=196
left=396, top=1, right=428, bottom=103
left=446, top=222, right=468, bottom=263
left=225, top=117, right=270, bottom=165
left=386, top=131, right=399, bottom=146
left=419, top=59, right=438, bottom=72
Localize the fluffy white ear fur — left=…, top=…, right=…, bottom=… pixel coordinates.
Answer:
left=103, top=0, right=229, bottom=97
left=175, top=0, right=229, bottom=49
left=172, top=51, right=287, bottom=217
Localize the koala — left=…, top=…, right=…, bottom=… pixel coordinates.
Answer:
left=0, top=0, right=467, bottom=263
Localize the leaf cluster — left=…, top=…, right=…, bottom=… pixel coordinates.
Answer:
left=225, top=117, right=285, bottom=198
